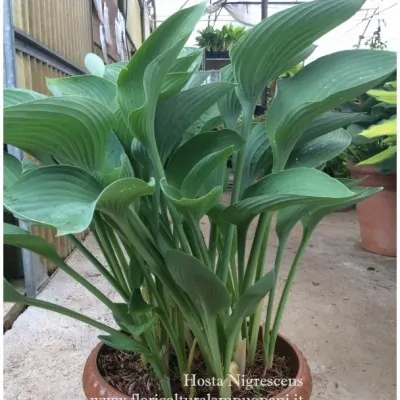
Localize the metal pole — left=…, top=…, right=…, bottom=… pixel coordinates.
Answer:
left=260, top=0, right=268, bottom=108
left=3, top=0, right=46, bottom=297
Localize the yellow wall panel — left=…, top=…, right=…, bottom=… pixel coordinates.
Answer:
left=126, top=0, right=142, bottom=49
left=12, top=0, right=93, bottom=68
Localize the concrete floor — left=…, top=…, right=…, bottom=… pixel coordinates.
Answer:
left=3, top=210, right=396, bottom=400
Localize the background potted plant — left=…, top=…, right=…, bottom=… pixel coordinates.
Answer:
left=347, top=81, right=397, bottom=256
left=3, top=1, right=396, bottom=399
left=195, top=24, right=246, bottom=59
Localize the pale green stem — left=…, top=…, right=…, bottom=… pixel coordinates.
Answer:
left=263, top=240, right=285, bottom=361
left=208, top=222, right=218, bottom=270
left=93, top=216, right=130, bottom=294
left=66, top=234, right=129, bottom=301
left=243, top=213, right=272, bottom=291
left=266, top=232, right=311, bottom=368
left=218, top=102, right=255, bottom=283
left=14, top=295, right=123, bottom=336
left=188, top=215, right=211, bottom=267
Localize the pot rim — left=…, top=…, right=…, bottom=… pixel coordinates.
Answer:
left=83, top=333, right=309, bottom=398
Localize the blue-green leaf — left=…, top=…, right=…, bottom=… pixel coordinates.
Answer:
left=4, top=96, right=115, bottom=171
left=231, top=0, right=365, bottom=106
left=267, top=50, right=396, bottom=171
left=164, top=249, right=230, bottom=316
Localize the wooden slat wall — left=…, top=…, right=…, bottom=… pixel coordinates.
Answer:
left=11, top=1, right=93, bottom=273
left=12, top=0, right=92, bottom=69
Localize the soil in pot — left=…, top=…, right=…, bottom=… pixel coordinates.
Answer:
left=348, top=164, right=396, bottom=257
left=83, top=335, right=312, bottom=400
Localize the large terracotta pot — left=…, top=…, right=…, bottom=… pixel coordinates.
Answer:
left=83, top=334, right=312, bottom=400
left=348, top=164, right=396, bottom=257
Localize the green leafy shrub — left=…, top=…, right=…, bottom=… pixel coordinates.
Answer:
left=3, top=0, right=396, bottom=398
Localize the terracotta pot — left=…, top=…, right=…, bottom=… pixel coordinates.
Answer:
left=82, top=334, right=312, bottom=400
left=348, top=164, right=396, bottom=257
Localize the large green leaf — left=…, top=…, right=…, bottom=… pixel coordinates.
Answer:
left=180, top=147, right=235, bottom=197
left=267, top=50, right=396, bottom=171
left=4, top=88, right=46, bottom=107
left=4, top=152, right=22, bottom=191
left=103, top=61, right=128, bottom=82
left=218, top=65, right=242, bottom=129
left=225, top=268, right=275, bottom=334
left=222, top=168, right=355, bottom=225
left=286, top=128, right=352, bottom=168
left=159, top=72, right=192, bottom=100
left=46, top=75, right=117, bottom=110
left=241, top=123, right=272, bottom=192
left=276, top=44, right=317, bottom=78
left=231, top=0, right=365, bottom=107
left=276, top=186, right=381, bottom=242
left=295, top=111, right=374, bottom=148
left=171, top=48, right=203, bottom=73
left=117, top=2, right=206, bottom=144
left=4, top=96, right=115, bottom=171
left=183, top=104, right=222, bottom=143
left=164, top=250, right=230, bottom=316
left=167, top=129, right=243, bottom=189
left=155, top=82, right=235, bottom=162
left=161, top=180, right=222, bottom=220
left=4, top=165, right=154, bottom=235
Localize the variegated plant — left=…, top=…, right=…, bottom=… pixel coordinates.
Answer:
left=3, top=0, right=396, bottom=397
left=357, top=81, right=397, bottom=166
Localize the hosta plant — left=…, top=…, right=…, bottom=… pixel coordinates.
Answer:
left=3, top=0, right=396, bottom=398
left=356, top=81, right=397, bottom=168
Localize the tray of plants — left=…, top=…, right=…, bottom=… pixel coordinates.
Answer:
left=3, top=0, right=396, bottom=399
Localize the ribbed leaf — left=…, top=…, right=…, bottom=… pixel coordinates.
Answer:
left=277, top=44, right=317, bottom=78
left=171, top=48, right=203, bottom=72
left=276, top=186, right=382, bottom=241
left=4, top=96, right=115, bottom=171
left=183, top=104, right=222, bottom=142
left=225, top=268, right=275, bottom=334
left=241, top=123, right=272, bottom=191
left=117, top=3, right=206, bottom=143
left=84, top=53, right=105, bottom=77
left=296, top=111, right=373, bottom=147
left=164, top=250, right=230, bottom=316
left=4, top=165, right=154, bottom=235
left=161, top=180, right=222, bottom=220
left=181, top=147, right=235, bottom=197
left=4, top=152, right=22, bottom=191
left=222, top=168, right=355, bottom=225
left=46, top=75, right=117, bottom=110
left=286, top=128, right=352, bottom=168
left=104, top=61, right=128, bottom=82
left=155, top=83, right=235, bottom=161
left=267, top=50, right=396, bottom=171
left=218, top=65, right=242, bottom=129
left=159, top=72, right=192, bottom=100
left=231, top=0, right=365, bottom=107
left=167, top=129, right=243, bottom=189
left=4, top=88, right=46, bottom=107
